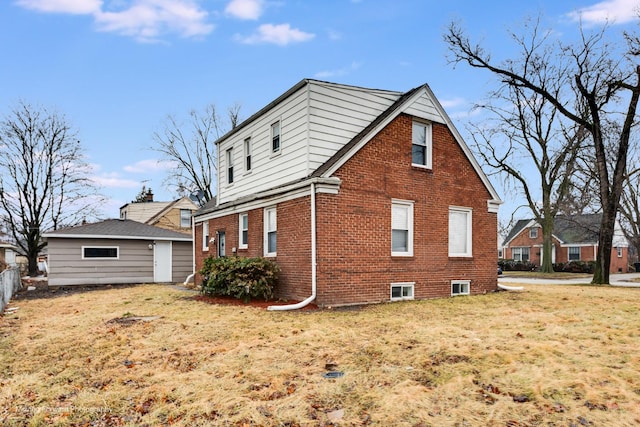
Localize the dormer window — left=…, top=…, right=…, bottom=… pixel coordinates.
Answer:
left=271, top=121, right=281, bottom=153
left=529, top=227, right=538, bottom=239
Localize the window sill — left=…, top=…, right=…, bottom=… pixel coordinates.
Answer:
left=411, top=164, right=432, bottom=171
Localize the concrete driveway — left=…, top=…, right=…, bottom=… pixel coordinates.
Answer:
left=498, top=272, right=640, bottom=287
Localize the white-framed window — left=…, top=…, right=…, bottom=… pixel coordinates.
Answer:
left=239, top=213, right=248, bottom=249
left=568, top=246, right=581, bottom=261
left=391, top=200, right=414, bottom=256
left=448, top=207, right=472, bottom=257
left=226, top=148, right=234, bottom=184
left=412, top=121, right=432, bottom=168
left=451, top=280, right=470, bottom=296
left=617, top=246, right=623, bottom=258
left=264, top=207, right=277, bottom=256
left=202, top=221, right=209, bottom=251
left=82, top=246, right=119, bottom=259
left=180, top=209, right=191, bottom=228
left=529, top=227, right=538, bottom=239
left=271, top=121, right=281, bottom=154
left=244, top=137, right=252, bottom=172
left=390, top=282, right=415, bottom=301
left=512, top=247, right=530, bottom=262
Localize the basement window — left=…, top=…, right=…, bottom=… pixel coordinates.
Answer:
left=390, top=282, right=414, bottom=301
left=451, top=280, right=470, bottom=296
left=82, top=246, right=119, bottom=259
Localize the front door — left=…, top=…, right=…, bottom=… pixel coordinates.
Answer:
left=217, top=231, right=226, bottom=257
left=154, top=241, right=172, bottom=282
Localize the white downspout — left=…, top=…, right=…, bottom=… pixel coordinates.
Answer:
left=268, top=182, right=317, bottom=311
left=184, top=214, right=196, bottom=285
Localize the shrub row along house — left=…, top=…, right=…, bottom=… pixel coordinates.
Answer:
left=193, top=79, right=502, bottom=307
left=501, top=214, right=629, bottom=272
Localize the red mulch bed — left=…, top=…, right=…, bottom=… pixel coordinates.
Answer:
left=193, top=294, right=318, bottom=310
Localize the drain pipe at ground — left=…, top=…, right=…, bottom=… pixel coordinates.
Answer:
left=184, top=214, right=197, bottom=285
left=268, top=182, right=317, bottom=311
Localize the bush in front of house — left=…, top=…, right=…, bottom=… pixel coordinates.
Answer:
left=199, top=256, right=279, bottom=302
left=553, top=261, right=596, bottom=274
left=498, top=260, right=538, bottom=272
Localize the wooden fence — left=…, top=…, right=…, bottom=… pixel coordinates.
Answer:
left=1, top=268, right=21, bottom=312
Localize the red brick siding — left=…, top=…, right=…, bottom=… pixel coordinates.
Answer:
left=312, top=114, right=497, bottom=306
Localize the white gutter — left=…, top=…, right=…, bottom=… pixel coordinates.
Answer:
left=497, top=283, right=524, bottom=291
left=268, top=182, right=317, bottom=311
left=184, top=213, right=196, bottom=285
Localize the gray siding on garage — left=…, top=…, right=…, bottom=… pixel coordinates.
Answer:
left=48, top=238, right=153, bottom=286
left=171, top=241, right=193, bottom=282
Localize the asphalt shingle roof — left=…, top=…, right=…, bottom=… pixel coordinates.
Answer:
left=43, top=219, right=192, bottom=241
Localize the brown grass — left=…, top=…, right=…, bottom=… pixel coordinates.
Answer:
left=2, top=283, right=640, bottom=426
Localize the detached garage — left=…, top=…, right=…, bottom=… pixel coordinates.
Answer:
left=43, top=219, right=193, bottom=286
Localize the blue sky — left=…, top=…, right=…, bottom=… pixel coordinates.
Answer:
left=1, top=0, right=638, bottom=221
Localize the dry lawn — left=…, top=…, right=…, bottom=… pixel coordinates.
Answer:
left=2, top=283, right=640, bottom=426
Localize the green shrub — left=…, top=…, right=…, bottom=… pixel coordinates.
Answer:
left=199, top=256, right=279, bottom=302
left=498, top=260, right=538, bottom=271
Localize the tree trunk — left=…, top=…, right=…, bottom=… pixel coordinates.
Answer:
left=592, top=202, right=616, bottom=284
left=540, top=219, right=554, bottom=273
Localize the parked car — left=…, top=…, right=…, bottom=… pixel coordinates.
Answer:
left=498, top=265, right=503, bottom=275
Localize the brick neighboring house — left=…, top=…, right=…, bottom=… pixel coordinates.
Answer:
left=502, top=214, right=629, bottom=272
left=193, top=79, right=502, bottom=307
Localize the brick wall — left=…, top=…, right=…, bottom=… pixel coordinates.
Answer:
left=311, top=114, right=498, bottom=306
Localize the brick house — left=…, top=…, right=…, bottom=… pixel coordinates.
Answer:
left=193, top=79, right=502, bottom=307
left=502, top=214, right=629, bottom=272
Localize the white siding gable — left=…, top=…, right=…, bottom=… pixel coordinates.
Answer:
left=217, top=80, right=402, bottom=205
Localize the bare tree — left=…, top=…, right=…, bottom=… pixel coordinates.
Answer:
left=445, top=17, right=640, bottom=284
left=0, top=102, right=102, bottom=275
left=470, top=82, right=585, bottom=272
left=152, top=104, right=240, bottom=205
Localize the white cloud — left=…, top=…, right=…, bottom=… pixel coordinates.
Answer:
left=567, top=0, right=639, bottom=24
left=123, top=159, right=178, bottom=173
left=224, top=0, right=263, bottom=20
left=314, top=61, right=362, bottom=79
left=91, top=173, right=140, bottom=188
left=439, top=96, right=466, bottom=109
left=16, top=0, right=214, bottom=41
left=236, top=23, right=315, bottom=45
left=15, top=0, right=102, bottom=14
left=95, top=0, right=214, bottom=42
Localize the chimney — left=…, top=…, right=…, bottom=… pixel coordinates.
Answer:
left=145, top=189, right=154, bottom=202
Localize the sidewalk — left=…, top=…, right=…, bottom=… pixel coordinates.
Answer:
left=498, top=272, right=640, bottom=287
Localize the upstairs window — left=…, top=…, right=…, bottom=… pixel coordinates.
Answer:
left=529, top=227, right=539, bottom=238
left=568, top=246, right=581, bottom=261
left=412, top=121, right=432, bottom=168
left=226, top=148, right=234, bottom=184
left=180, top=209, right=191, bottom=228
left=391, top=200, right=414, bottom=256
left=448, top=207, right=472, bottom=257
left=617, top=246, right=623, bottom=258
left=264, top=207, right=277, bottom=256
left=239, top=213, right=248, bottom=249
left=244, top=137, right=252, bottom=172
left=271, top=121, right=281, bottom=153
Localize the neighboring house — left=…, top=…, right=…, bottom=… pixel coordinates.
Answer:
left=502, top=214, right=629, bottom=272
left=0, top=241, right=18, bottom=267
left=43, top=219, right=193, bottom=286
left=192, top=79, right=502, bottom=307
left=120, top=190, right=198, bottom=233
